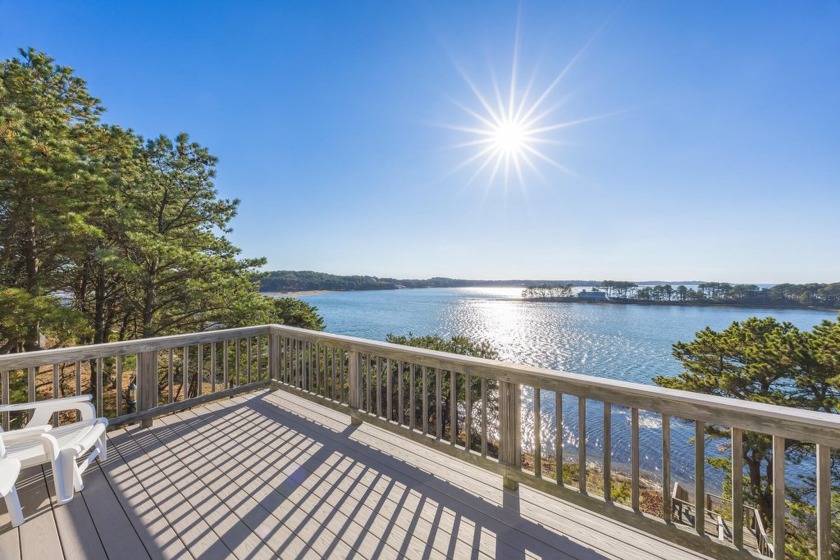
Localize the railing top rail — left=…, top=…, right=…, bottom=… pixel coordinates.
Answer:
left=273, top=325, right=840, bottom=447
left=0, top=325, right=272, bottom=370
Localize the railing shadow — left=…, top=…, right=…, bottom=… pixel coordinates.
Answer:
left=105, top=390, right=614, bottom=559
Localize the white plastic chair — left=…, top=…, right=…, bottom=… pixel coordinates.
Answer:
left=0, top=395, right=108, bottom=506
left=0, top=425, right=50, bottom=526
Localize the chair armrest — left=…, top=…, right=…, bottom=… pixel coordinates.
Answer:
left=0, top=395, right=96, bottom=426
left=0, top=424, right=51, bottom=442
left=0, top=424, right=51, bottom=457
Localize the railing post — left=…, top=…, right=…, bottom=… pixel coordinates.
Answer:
left=269, top=331, right=280, bottom=381
left=137, top=350, right=158, bottom=428
left=499, top=380, right=521, bottom=490
left=348, top=350, right=362, bottom=425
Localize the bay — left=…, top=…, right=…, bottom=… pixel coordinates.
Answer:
left=300, top=287, right=837, bottom=489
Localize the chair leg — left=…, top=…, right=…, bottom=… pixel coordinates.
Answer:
left=52, top=448, right=78, bottom=504
left=98, top=434, right=107, bottom=462
left=4, top=486, right=24, bottom=527
left=73, top=459, right=84, bottom=492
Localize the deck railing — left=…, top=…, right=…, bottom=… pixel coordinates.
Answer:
left=0, top=325, right=274, bottom=429
left=1, top=324, right=837, bottom=559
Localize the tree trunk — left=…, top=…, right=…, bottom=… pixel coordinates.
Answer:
left=23, top=199, right=41, bottom=351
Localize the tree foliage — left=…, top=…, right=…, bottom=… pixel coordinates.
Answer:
left=654, top=315, right=840, bottom=557
left=0, top=48, right=324, bottom=354
left=0, top=48, right=107, bottom=349
left=265, top=297, right=325, bottom=331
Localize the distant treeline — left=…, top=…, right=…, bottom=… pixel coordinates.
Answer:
left=259, top=271, right=600, bottom=292
left=522, top=281, right=840, bottom=309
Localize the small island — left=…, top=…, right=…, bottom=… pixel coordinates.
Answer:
left=522, top=281, right=840, bottom=310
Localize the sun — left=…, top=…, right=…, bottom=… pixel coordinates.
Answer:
left=444, top=22, right=609, bottom=191
left=492, top=118, right=529, bottom=158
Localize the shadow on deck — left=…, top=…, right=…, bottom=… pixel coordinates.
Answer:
left=0, top=389, right=716, bottom=559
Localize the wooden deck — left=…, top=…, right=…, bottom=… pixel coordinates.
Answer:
left=0, top=389, right=718, bottom=559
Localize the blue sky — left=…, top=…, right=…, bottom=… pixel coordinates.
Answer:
left=2, top=1, right=839, bottom=283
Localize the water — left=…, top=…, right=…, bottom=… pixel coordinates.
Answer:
left=299, top=287, right=837, bottom=489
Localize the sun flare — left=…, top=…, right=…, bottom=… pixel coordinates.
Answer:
left=445, top=22, right=609, bottom=191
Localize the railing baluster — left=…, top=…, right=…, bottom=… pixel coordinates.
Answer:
left=298, top=339, right=304, bottom=389
left=301, top=340, right=307, bottom=390
left=290, top=338, right=295, bottom=385
left=695, top=421, right=705, bottom=536
left=732, top=427, right=743, bottom=548
left=556, top=392, right=563, bottom=486
left=387, top=358, right=393, bottom=421
left=52, top=364, right=60, bottom=425
left=450, top=370, right=457, bottom=445
left=310, top=342, right=315, bottom=392
left=332, top=347, right=338, bottom=401
left=268, top=333, right=277, bottom=382
left=436, top=368, right=442, bottom=440
left=409, top=364, right=416, bottom=430
left=579, top=396, right=586, bottom=494
left=817, top=443, right=831, bottom=560
left=534, top=388, right=542, bottom=478
left=663, top=414, right=672, bottom=522
left=341, top=349, right=347, bottom=403
left=465, top=373, right=472, bottom=451
left=300, top=341, right=310, bottom=391
left=182, top=346, right=189, bottom=397
left=363, top=354, right=369, bottom=413
left=210, top=343, right=216, bottom=393
left=116, top=355, right=123, bottom=416
left=481, top=377, right=487, bottom=458
left=315, top=343, right=321, bottom=394
left=197, top=344, right=203, bottom=397
left=603, top=402, right=610, bottom=499
left=259, top=336, right=264, bottom=381
left=247, top=338, right=252, bottom=386
left=254, top=336, right=272, bottom=381
left=285, top=339, right=291, bottom=387
left=96, top=357, right=104, bottom=416
left=631, top=407, right=640, bottom=511
left=397, top=362, right=404, bottom=425
left=168, top=348, right=174, bottom=403
left=28, top=367, right=35, bottom=403
left=307, top=342, right=313, bottom=392
left=772, top=435, right=785, bottom=559
left=423, top=366, right=429, bottom=436
left=374, top=357, right=381, bottom=417
left=236, top=339, right=242, bottom=388
left=223, top=340, right=229, bottom=388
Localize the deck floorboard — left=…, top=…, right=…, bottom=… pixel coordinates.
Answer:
left=1, top=388, right=720, bottom=559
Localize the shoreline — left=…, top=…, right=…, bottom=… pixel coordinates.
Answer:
left=262, top=290, right=337, bottom=297
left=261, top=287, right=838, bottom=312
left=513, top=296, right=839, bottom=313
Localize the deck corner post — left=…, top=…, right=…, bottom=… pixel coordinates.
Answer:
left=268, top=331, right=280, bottom=381
left=137, top=350, right=159, bottom=428
left=348, top=349, right=362, bottom=412
left=499, top=380, right=522, bottom=478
